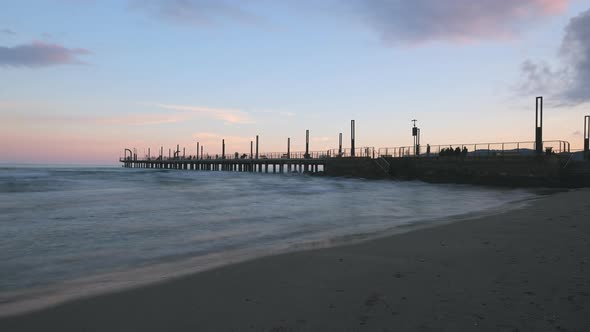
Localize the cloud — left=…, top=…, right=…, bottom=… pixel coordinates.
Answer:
left=1, top=29, right=15, bottom=36
left=352, top=0, right=568, bottom=44
left=192, top=132, right=250, bottom=143
left=96, top=113, right=193, bottom=126
left=254, top=109, right=296, bottom=117
left=517, top=59, right=567, bottom=97
left=0, top=41, right=90, bottom=67
left=1, top=100, right=257, bottom=126
left=130, top=0, right=263, bottom=27
left=0, top=109, right=190, bottom=127
left=519, top=9, right=590, bottom=105
left=152, top=103, right=254, bottom=124
left=559, top=8, right=590, bottom=103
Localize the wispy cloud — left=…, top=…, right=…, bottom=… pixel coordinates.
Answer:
left=192, top=132, right=251, bottom=143
left=351, top=0, right=568, bottom=45
left=254, top=109, right=295, bottom=117
left=518, top=8, right=590, bottom=105
left=96, top=113, right=193, bottom=126
left=129, top=0, right=265, bottom=27
left=0, top=41, right=90, bottom=67
left=0, top=28, right=15, bottom=36
left=151, top=103, right=255, bottom=124
left=0, top=109, right=187, bottom=127
left=1, top=101, right=258, bottom=126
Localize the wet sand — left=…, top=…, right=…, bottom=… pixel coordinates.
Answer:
left=1, top=189, right=589, bottom=331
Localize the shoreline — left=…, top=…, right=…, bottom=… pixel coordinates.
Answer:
left=2, top=188, right=589, bottom=330
left=0, top=185, right=535, bottom=318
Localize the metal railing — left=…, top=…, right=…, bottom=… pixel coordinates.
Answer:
left=377, top=140, right=571, bottom=158
left=121, top=140, right=574, bottom=162
left=121, top=147, right=377, bottom=161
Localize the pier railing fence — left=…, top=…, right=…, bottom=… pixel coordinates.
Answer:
left=121, top=140, right=572, bottom=162
left=377, top=140, right=571, bottom=158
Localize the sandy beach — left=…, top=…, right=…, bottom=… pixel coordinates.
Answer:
left=1, top=188, right=589, bottom=331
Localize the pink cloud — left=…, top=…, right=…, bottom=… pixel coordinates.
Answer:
left=153, top=103, right=254, bottom=124
left=0, top=41, right=90, bottom=67
left=538, top=0, right=569, bottom=14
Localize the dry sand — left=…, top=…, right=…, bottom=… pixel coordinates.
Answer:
left=1, top=189, right=589, bottom=331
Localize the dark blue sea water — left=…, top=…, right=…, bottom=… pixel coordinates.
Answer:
left=0, top=166, right=534, bottom=315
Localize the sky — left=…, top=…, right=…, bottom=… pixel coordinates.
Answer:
left=1, top=0, right=589, bottom=164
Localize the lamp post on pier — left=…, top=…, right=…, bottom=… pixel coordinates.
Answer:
left=535, top=96, right=543, bottom=155
left=351, top=120, right=356, bottom=157
left=412, top=119, right=420, bottom=156
left=584, top=115, right=589, bottom=160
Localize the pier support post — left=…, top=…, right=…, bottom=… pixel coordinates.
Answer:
left=584, top=115, right=589, bottom=158
left=197, top=142, right=199, bottom=160
left=250, top=141, right=253, bottom=159
left=222, top=139, right=226, bottom=159
left=304, top=130, right=310, bottom=159
left=535, top=96, right=543, bottom=154
left=287, top=137, right=291, bottom=159
left=256, top=135, right=259, bottom=159
left=339, top=133, right=342, bottom=157
left=351, top=120, right=356, bottom=157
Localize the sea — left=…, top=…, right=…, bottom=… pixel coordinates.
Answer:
left=0, top=165, right=535, bottom=315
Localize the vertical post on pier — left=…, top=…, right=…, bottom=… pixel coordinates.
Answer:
left=148, top=148, right=150, bottom=160
left=197, top=142, right=200, bottom=159
left=222, top=139, right=226, bottom=159
left=339, top=133, right=342, bottom=157
left=169, top=149, right=171, bottom=159
left=584, top=115, right=589, bottom=159
left=351, top=120, right=356, bottom=157
left=160, top=147, right=163, bottom=159
left=305, top=130, right=310, bottom=159
left=183, top=148, right=185, bottom=159
left=535, top=96, right=543, bottom=154
left=256, top=135, right=259, bottom=159
left=412, top=119, right=420, bottom=156
left=250, top=141, right=253, bottom=159
left=176, top=145, right=180, bottom=158
left=417, top=128, right=421, bottom=156
left=287, top=137, right=291, bottom=158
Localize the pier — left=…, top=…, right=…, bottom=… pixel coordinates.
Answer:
left=121, top=98, right=590, bottom=187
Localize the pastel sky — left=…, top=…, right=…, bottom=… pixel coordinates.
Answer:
left=1, top=0, right=590, bottom=164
